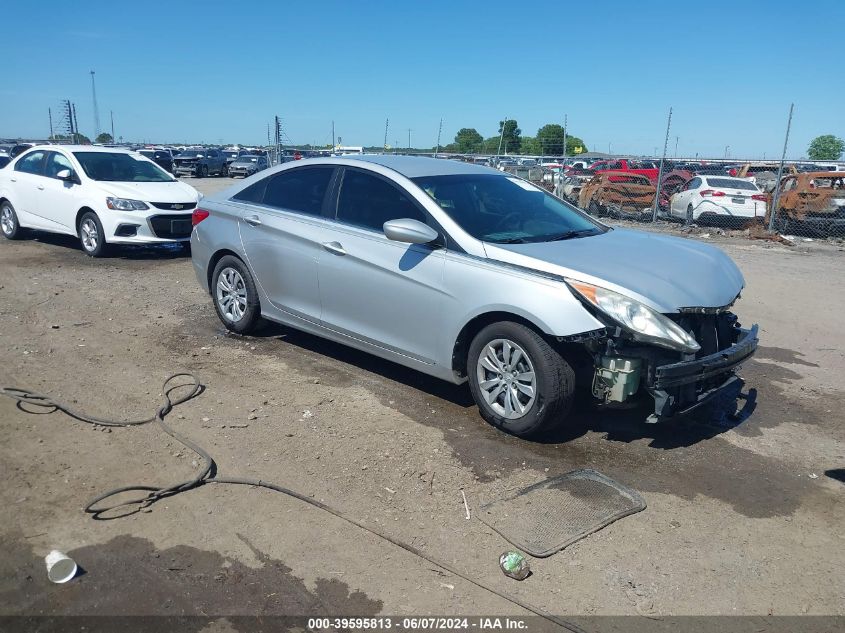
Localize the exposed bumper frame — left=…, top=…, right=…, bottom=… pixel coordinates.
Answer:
left=650, top=324, right=759, bottom=419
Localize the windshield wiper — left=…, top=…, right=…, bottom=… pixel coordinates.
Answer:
left=543, top=229, right=596, bottom=242
left=494, top=237, right=531, bottom=244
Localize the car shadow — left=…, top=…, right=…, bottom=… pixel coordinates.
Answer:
left=242, top=321, right=756, bottom=449
left=23, top=231, right=190, bottom=260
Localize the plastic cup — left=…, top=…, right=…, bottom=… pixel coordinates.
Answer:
left=45, top=550, right=77, bottom=583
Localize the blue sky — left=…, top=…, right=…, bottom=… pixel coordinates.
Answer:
left=1, top=0, right=843, bottom=159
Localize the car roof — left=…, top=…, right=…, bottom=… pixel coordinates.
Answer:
left=25, top=145, right=135, bottom=154
left=337, top=155, right=501, bottom=177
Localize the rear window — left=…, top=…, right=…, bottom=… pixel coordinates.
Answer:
left=706, top=178, right=758, bottom=191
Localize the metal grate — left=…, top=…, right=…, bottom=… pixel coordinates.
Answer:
left=478, top=469, right=646, bottom=558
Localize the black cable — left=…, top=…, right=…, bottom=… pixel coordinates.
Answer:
left=1, top=374, right=584, bottom=633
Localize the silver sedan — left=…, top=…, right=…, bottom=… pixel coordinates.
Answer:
left=190, top=156, right=758, bottom=437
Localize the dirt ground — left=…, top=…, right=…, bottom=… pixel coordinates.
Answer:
left=0, top=176, right=843, bottom=622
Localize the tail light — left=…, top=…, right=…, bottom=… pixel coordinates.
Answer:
left=192, top=208, right=210, bottom=225
left=729, top=168, right=738, bottom=176
left=751, top=194, right=767, bottom=201
left=700, top=190, right=725, bottom=197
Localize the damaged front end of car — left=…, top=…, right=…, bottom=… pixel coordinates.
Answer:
left=564, top=279, right=759, bottom=423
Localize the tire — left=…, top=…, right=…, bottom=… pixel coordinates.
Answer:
left=200, top=165, right=209, bottom=178
left=211, top=255, right=263, bottom=334
left=686, top=204, right=694, bottom=225
left=1, top=200, right=24, bottom=240
left=467, top=321, right=575, bottom=438
left=587, top=199, right=601, bottom=217
left=220, top=163, right=228, bottom=177
left=78, top=211, right=108, bottom=257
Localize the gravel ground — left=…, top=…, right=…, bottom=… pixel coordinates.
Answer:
left=0, top=176, right=843, bottom=620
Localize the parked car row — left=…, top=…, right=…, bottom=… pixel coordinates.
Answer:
left=0, top=145, right=201, bottom=256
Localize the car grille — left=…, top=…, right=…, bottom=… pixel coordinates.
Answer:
left=151, top=202, right=197, bottom=210
left=149, top=214, right=193, bottom=239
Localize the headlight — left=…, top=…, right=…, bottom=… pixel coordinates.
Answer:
left=567, top=279, right=700, bottom=353
left=106, top=197, right=149, bottom=210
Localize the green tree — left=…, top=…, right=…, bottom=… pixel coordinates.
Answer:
left=454, top=128, right=483, bottom=153
left=520, top=136, right=541, bottom=155
left=807, top=135, right=844, bottom=160
left=566, top=136, right=588, bottom=155
left=536, top=124, right=566, bottom=155
left=95, top=132, right=113, bottom=144
left=497, top=119, right=522, bottom=154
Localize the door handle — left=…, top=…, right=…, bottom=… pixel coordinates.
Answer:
left=244, top=214, right=262, bottom=226
left=322, top=241, right=346, bottom=256
left=10, top=178, right=16, bottom=182
left=37, top=185, right=45, bottom=190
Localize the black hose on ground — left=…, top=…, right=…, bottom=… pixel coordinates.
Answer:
left=1, top=373, right=584, bottom=632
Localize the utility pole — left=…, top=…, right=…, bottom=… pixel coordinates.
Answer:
left=651, top=106, right=673, bottom=221
left=72, top=103, right=80, bottom=144
left=110, top=111, right=115, bottom=142
left=383, top=118, right=389, bottom=152
left=332, top=120, right=336, bottom=149
left=435, top=118, right=443, bottom=155
left=768, top=103, right=795, bottom=232
left=674, top=136, right=679, bottom=157
left=90, top=71, right=101, bottom=139
left=407, top=128, right=412, bottom=151
left=562, top=114, right=567, bottom=159
left=48, top=108, right=53, bottom=139
left=274, top=116, right=282, bottom=165
left=497, top=116, right=507, bottom=156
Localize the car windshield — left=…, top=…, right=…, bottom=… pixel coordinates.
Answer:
left=412, top=174, right=603, bottom=244
left=224, top=151, right=240, bottom=158
left=706, top=178, right=758, bottom=191
left=235, top=156, right=259, bottom=162
left=73, top=152, right=175, bottom=182
left=181, top=150, right=205, bottom=158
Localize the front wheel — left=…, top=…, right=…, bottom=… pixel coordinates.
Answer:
left=211, top=255, right=263, bottom=334
left=467, top=322, right=575, bottom=438
left=1, top=200, right=24, bottom=239
left=78, top=211, right=108, bottom=257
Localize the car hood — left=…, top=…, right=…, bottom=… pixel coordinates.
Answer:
left=98, top=180, right=200, bottom=202
left=483, top=228, right=745, bottom=313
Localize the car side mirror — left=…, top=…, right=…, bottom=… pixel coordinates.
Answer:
left=383, top=218, right=439, bottom=245
left=56, top=169, right=75, bottom=182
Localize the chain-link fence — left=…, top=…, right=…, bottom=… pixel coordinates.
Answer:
left=494, top=155, right=845, bottom=240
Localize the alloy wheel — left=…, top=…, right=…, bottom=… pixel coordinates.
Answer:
left=475, top=338, right=537, bottom=420
left=80, top=218, right=99, bottom=252
left=216, top=267, right=248, bottom=322
left=1, top=206, right=14, bottom=235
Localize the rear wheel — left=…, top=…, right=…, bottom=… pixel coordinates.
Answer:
left=1, top=201, right=24, bottom=239
left=79, top=211, right=108, bottom=257
left=467, top=321, right=575, bottom=438
left=200, top=165, right=209, bottom=178
left=220, top=163, right=228, bottom=177
left=211, top=255, right=263, bottom=334
left=686, top=204, right=694, bottom=225
left=587, top=199, right=601, bottom=216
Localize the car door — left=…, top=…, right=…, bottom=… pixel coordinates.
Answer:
left=237, top=165, right=335, bottom=325
left=671, top=177, right=698, bottom=216
left=316, top=167, right=446, bottom=365
left=39, top=151, right=79, bottom=231
left=8, top=150, right=48, bottom=226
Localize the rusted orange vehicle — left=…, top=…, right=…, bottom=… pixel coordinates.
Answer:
left=578, top=171, right=656, bottom=219
left=769, top=171, right=845, bottom=235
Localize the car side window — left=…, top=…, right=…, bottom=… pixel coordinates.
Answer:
left=782, top=178, right=796, bottom=192
left=262, top=167, right=334, bottom=216
left=336, top=169, right=427, bottom=233
left=686, top=177, right=701, bottom=190
left=45, top=152, right=73, bottom=179
left=14, top=151, right=46, bottom=175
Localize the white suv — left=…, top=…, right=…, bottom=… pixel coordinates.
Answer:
left=0, top=145, right=200, bottom=256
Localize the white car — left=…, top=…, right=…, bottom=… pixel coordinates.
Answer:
left=668, top=175, right=767, bottom=224
left=0, top=145, right=200, bottom=256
